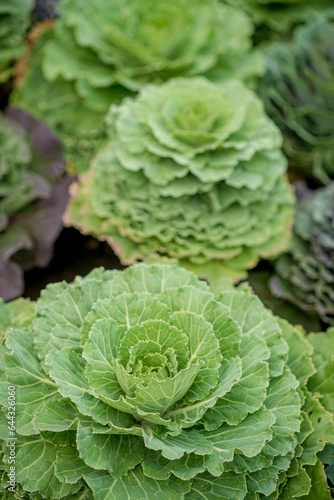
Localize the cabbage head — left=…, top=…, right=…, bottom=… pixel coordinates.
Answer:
left=271, top=183, right=334, bottom=326
left=68, top=77, right=294, bottom=282
left=12, top=0, right=263, bottom=172
left=259, top=21, right=334, bottom=184
left=42, top=0, right=262, bottom=91
left=0, top=0, right=34, bottom=83
left=0, top=107, right=72, bottom=301
left=0, top=263, right=333, bottom=499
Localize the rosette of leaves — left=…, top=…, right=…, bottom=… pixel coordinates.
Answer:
left=0, top=0, right=34, bottom=83
left=12, top=0, right=263, bottom=172
left=67, top=77, right=294, bottom=282
left=259, top=21, right=334, bottom=184
left=0, top=107, right=72, bottom=302
left=0, top=263, right=333, bottom=499
left=225, top=0, right=334, bottom=35
left=271, top=183, right=334, bottom=326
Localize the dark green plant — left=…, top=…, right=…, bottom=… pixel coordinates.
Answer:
left=226, top=0, right=334, bottom=35
left=259, top=21, right=334, bottom=184
left=271, top=183, right=334, bottom=326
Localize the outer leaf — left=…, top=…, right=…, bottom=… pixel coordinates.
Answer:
left=300, top=459, right=333, bottom=500
left=308, top=329, right=334, bottom=414
left=187, top=471, right=247, bottom=499
left=84, top=466, right=191, bottom=500
left=55, top=447, right=93, bottom=484
left=1, top=329, right=58, bottom=435
left=220, top=290, right=288, bottom=377
left=77, top=422, right=144, bottom=478
left=4, top=435, right=82, bottom=498
left=279, top=319, right=315, bottom=387
left=33, top=399, right=81, bottom=432
left=34, top=278, right=111, bottom=365
left=203, top=407, right=275, bottom=475
left=261, top=369, right=301, bottom=457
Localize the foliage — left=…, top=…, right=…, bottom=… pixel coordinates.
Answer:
left=225, top=0, right=334, bottom=34
left=0, top=0, right=34, bottom=83
left=0, top=263, right=333, bottom=499
left=12, top=0, right=263, bottom=172
left=308, top=328, right=334, bottom=494
left=271, top=183, right=334, bottom=326
left=0, top=107, right=72, bottom=301
left=248, top=270, right=322, bottom=332
left=259, top=21, right=334, bottom=184
left=12, top=29, right=111, bottom=175
left=67, top=77, right=294, bottom=282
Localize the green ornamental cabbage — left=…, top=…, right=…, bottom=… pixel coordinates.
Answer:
left=271, top=183, right=334, bottom=326
left=0, top=107, right=72, bottom=302
left=0, top=0, right=34, bottom=83
left=67, top=77, right=294, bottom=282
left=12, top=0, right=263, bottom=172
left=259, top=21, right=334, bottom=184
left=225, top=0, right=334, bottom=34
left=0, top=263, right=333, bottom=499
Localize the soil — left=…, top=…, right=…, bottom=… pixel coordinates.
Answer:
left=23, top=228, right=125, bottom=301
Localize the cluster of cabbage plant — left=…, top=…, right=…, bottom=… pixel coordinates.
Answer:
left=67, top=77, right=294, bottom=281
left=12, top=0, right=263, bottom=172
left=271, top=183, right=334, bottom=326
left=0, top=263, right=333, bottom=499
left=259, top=21, right=334, bottom=184
left=0, top=0, right=34, bottom=83
left=0, top=107, right=72, bottom=301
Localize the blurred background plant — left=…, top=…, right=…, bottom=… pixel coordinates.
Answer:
left=225, top=0, right=334, bottom=41
left=259, top=21, right=334, bottom=184
left=270, top=183, right=334, bottom=327
left=0, top=0, right=34, bottom=85
left=12, top=0, right=263, bottom=173
left=0, top=107, right=72, bottom=301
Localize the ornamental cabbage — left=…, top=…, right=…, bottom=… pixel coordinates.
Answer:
left=13, top=0, right=263, bottom=172
left=67, top=77, right=294, bottom=282
left=271, top=183, right=334, bottom=326
left=0, top=107, right=72, bottom=302
left=0, top=0, right=34, bottom=83
left=259, top=21, right=334, bottom=184
left=0, top=263, right=333, bottom=499
left=12, top=29, right=112, bottom=175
